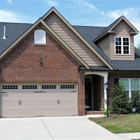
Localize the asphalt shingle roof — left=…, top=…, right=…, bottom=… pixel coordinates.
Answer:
left=73, top=25, right=140, bottom=70
left=92, top=16, right=123, bottom=42
left=0, top=22, right=140, bottom=71
left=0, top=22, right=31, bottom=54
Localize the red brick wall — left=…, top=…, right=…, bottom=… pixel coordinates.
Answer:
left=108, top=72, right=140, bottom=103
left=0, top=29, right=85, bottom=116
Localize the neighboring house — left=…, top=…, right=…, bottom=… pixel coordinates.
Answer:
left=0, top=7, right=140, bottom=118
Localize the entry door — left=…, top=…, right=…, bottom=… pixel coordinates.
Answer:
left=85, top=81, right=91, bottom=110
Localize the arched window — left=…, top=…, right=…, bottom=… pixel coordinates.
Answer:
left=34, top=29, right=46, bottom=44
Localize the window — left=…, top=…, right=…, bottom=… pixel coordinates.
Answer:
left=42, top=85, right=56, bottom=89
left=60, top=85, right=75, bottom=89
left=22, top=85, right=37, bottom=89
left=2, top=85, right=18, bottom=89
left=34, top=29, right=46, bottom=44
left=115, top=37, right=130, bottom=54
left=119, top=79, right=140, bottom=100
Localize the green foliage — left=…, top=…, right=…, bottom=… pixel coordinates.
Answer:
left=131, top=90, right=140, bottom=107
left=110, top=84, right=140, bottom=114
left=94, top=114, right=140, bottom=133
left=100, top=107, right=111, bottom=115
left=110, top=84, right=129, bottom=114
left=104, top=125, right=122, bottom=133
left=128, top=90, right=140, bottom=113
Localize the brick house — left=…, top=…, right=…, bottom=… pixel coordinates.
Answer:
left=0, top=7, right=140, bottom=117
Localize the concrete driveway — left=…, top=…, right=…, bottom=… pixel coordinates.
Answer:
left=0, top=117, right=126, bottom=140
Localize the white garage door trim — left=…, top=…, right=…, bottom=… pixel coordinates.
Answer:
left=0, top=83, right=78, bottom=118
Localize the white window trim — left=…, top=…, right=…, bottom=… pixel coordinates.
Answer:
left=114, top=37, right=130, bottom=55
left=34, top=29, right=46, bottom=45
left=119, top=78, right=140, bottom=100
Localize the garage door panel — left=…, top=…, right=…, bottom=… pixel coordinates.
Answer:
left=9, top=93, right=20, bottom=99
left=40, top=108, right=50, bottom=116
left=30, top=100, right=40, bottom=107
left=40, top=93, right=50, bottom=99
left=30, top=93, right=40, bottom=99
left=49, top=108, right=60, bottom=116
left=21, top=100, right=30, bottom=107
left=68, top=108, right=77, bottom=116
left=21, top=109, right=30, bottom=117
left=49, top=93, right=59, bottom=98
left=1, top=93, right=9, bottom=98
left=40, top=100, right=50, bottom=106
left=21, top=93, right=31, bottom=98
left=30, top=108, right=40, bottom=117
left=2, top=93, right=20, bottom=99
left=1, top=83, right=77, bottom=117
left=48, top=98, right=58, bottom=105
left=3, top=99, right=20, bottom=108
left=3, top=109, right=21, bottom=118
left=58, top=109, right=68, bottom=116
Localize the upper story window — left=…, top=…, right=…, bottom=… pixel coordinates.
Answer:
left=34, top=29, right=46, bottom=45
left=114, top=37, right=130, bottom=55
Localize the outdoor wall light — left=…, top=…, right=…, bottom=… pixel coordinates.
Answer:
left=39, top=58, right=43, bottom=63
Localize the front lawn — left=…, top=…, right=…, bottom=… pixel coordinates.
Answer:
left=89, top=114, right=140, bottom=133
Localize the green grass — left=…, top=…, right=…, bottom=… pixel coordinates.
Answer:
left=90, top=114, right=140, bottom=133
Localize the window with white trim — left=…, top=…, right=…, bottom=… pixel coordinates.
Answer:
left=115, top=37, right=130, bottom=54
left=34, top=29, right=46, bottom=45
left=119, top=79, right=140, bottom=100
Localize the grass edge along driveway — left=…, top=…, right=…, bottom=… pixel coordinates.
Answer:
left=89, top=114, right=140, bottom=134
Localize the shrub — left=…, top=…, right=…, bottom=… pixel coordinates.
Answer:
left=110, top=84, right=129, bottom=114
left=127, top=90, right=140, bottom=113
left=110, top=84, right=140, bottom=114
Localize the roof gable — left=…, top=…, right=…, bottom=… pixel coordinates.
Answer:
left=42, top=7, right=113, bottom=70
left=0, top=19, right=90, bottom=68
left=94, top=16, right=139, bottom=42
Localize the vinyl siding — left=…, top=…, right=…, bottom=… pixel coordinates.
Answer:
left=45, top=13, right=105, bottom=66
left=97, top=35, right=110, bottom=58
left=110, top=20, right=135, bottom=60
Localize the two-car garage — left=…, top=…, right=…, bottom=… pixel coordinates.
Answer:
left=0, top=83, right=77, bottom=118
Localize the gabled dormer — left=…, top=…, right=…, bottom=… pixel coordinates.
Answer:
left=94, top=16, right=139, bottom=60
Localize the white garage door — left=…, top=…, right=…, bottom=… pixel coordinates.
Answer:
left=0, top=83, right=77, bottom=118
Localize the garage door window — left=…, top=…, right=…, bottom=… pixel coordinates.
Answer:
left=42, top=85, right=56, bottom=89
left=22, top=85, right=37, bottom=89
left=2, top=85, right=18, bottom=89
left=60, top=85, right=75, bottom=89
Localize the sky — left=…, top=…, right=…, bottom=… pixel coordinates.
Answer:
left=0, top=0, right=140, bottom=47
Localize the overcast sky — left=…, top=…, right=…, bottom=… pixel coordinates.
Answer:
left=0, top=0, right=140, bottom=47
